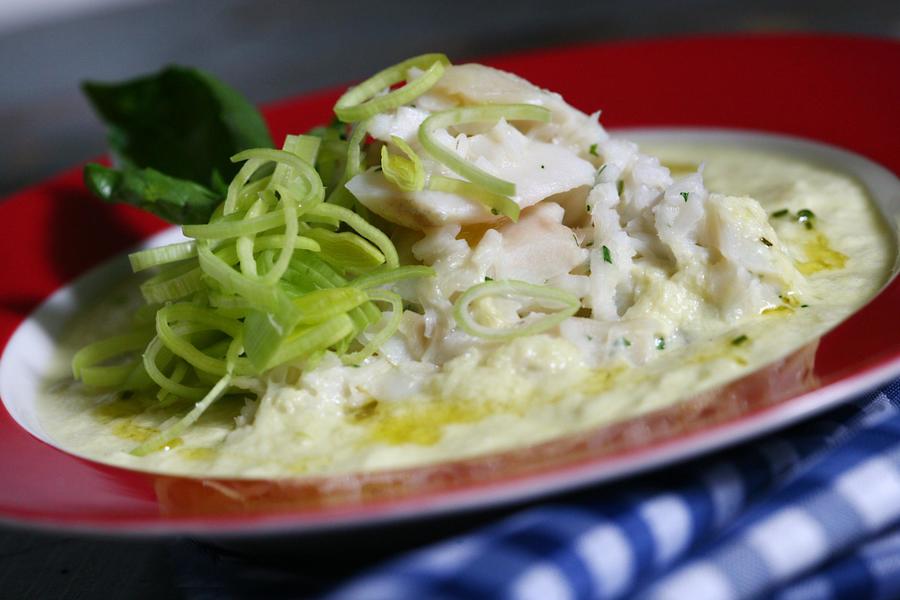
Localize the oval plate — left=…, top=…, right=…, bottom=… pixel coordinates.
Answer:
left=0, top=35, right=898, bottom=536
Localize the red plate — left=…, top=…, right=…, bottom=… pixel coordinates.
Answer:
left=1, top=34, right=898, bottom=536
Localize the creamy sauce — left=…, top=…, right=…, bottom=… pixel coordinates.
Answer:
left=37, top=143, right=896, bottom=477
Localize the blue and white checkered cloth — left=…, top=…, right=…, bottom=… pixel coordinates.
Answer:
left=321, top=380, right=900, bottom=600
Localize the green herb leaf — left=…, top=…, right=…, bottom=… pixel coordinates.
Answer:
left=655, top=336, right=665, bottom=350
left=84, top=163, right=220, bottom=225
left=602, top=245, right=612, bottom=264
left=680, top=191, right=689, bottom=202
left=771, top=208, right=789, bottom=218
left=731, top=334, right=749, bottom=346
left=83, top=66, right=272, bottom=187
left=81, top=66, right=273, bottom=223
left=760, top=237, right=773, bottom=247
left=589, top=143, right=599, bottom=156
left=617, top=180, right=624, bottom=196
left=797, top=208, right=816, bottom=230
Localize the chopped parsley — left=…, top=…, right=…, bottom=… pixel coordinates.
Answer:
left=602, top=245, right=612, bottom=264
left=484, top=276, right=493, bottom=281
left=680, top=191, right=689, bottom=203
left=731, top=334, right=749, bottom=346
left=771, top=207, right=815, bottom=229
left=589, top=143, right=599, bottom=157
left=797, top=208, right=815, bottom=230
left=617, top=180, right=624, bottom=196
left=655, top=336, right=666, bottom=350
left=586, top=203, right=592, bottom=213
left=490, top=208, right=499, bottom=215
left=801, top=303, right=809, bottom=308
left=760, top=237, right=773, bottom=247
left=621, top=337, right=632, bottom=347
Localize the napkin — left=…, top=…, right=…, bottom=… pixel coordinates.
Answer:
left=174, top=379, right=900, bottom=599
left=322, top=380, right=900, bottom=599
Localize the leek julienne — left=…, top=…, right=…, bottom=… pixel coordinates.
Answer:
left=429, top=175, right=521, bottom=222
left=418, top=104, right=551, bottom=198
left=73, top=131, right=429, bottom=455
left=128, top=241, right=196, bottom=272
left=324, top=119, right=369, bottom=210
left=381, top=136, right=425, bottom=192
left=453, top=280, right=581, bottom=340
left=417, top=104, right=550, bottom=220
left=333, top=53, right=450, bottom=122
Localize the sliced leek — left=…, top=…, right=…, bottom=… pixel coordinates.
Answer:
left=453, top=280, right=580, bottom=340
left=418, top=104, right=551, bottom=197
left=342, top=289, right=403, bottom=365
left=350, top=265, right=435, bottom=289
left=131, top=372, right=233, bottom=456
left=429, top=175, right=521, bottom=222
left=334, top=53, right=449, bottom=122
left=381, top=136, right=425, bottom=192
left=308, top=203, right=399, bottom=268
left=129, top=241, right=196, bottom=272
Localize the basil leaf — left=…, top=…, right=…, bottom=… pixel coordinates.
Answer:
left=84, top=163, right=220, bottom=225
left=83, top=66, right=272, bottom=187
left=81, top=66, right=272, bottom=224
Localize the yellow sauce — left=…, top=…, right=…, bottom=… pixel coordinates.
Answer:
left=762, top=306, right=794, bottom=316
left=369, top=400, right=495, bottom=446
left=110, top=420, right=159, bottom=443
left=797, top=232, right=849, bottom=275
left=660, top=160, right=702, bottom=176
left=92, top=396, right=146, bottom=422
left=179, top=446, right=217, bottom=461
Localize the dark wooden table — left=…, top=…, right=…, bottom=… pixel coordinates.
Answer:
left=0, top=528, right=174, bottom=598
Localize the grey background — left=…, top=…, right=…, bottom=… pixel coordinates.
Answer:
left=1, top=1, right=898, bottom=597
left=2, top=0, right=900, bottom=196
